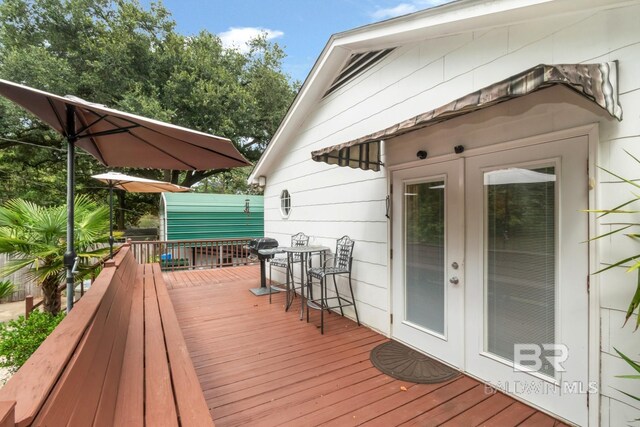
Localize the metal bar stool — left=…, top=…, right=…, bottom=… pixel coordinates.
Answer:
left=269, top=232, right=309, bottom=306
left=306, top=235, right=360, bottom=334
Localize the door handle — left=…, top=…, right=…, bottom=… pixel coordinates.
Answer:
left=449, top=277, right=459, bottom=285
left=385, top=195, right=391, bottom=219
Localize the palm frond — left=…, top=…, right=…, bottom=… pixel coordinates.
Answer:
left=599, top=165, right=640, bottom=191
left=0, top=205, right=24, bottom=231
left=584, top=195, right=640, bottom=219
left=624, top=149, right=640, bottom=166
left=0, top=258, right=37, bottom=278
left=623, top=271, right=640, bottom=330
left=614, top=388, right=640, bottom=403
left=615, top=348, right=640, bottom=373
left=74, top=197, right=110, bottom=250
left=25, top=262, right=65, bottom=284
left=584, top=225, right=633, bottom=243
left=594, top=255, right=640, bottom=275
left=77, top=247, right=110, bottom=259
left=0, top=280, right=15, bottom=299
left=0, top=235, right=55, bottom=256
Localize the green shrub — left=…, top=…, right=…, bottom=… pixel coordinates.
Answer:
left=0, top=310, right=65, bottom=373
left=137, top=214, right=159, bottom=228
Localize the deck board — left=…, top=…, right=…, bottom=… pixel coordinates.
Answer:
left=166, top=266, right=570, bottom=427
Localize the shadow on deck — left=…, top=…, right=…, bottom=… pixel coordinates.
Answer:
left=165, top=266, right=568, bottom=427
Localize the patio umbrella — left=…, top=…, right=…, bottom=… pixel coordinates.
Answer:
left=91, top=172, right=190, bottom=259
left=0, top=79, right=250, bottom=312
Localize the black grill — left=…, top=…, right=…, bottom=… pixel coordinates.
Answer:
left=248, top=238, right=279, bottom=260
left=247, top=238, right=280, bottom=291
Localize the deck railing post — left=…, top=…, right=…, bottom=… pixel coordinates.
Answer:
left=25, top=295, right=33, bottom=319
left=0, top=401, right=16, bottom=427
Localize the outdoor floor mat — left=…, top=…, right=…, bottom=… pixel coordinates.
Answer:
left=370, top=340, right=461, bottom=383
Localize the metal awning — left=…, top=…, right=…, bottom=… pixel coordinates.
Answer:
left=311, top=62, right=622, bottom=172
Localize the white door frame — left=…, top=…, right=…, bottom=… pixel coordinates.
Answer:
left=387, top=123, right=600, bottom=425
left=390, top=159, right=465, bottom=368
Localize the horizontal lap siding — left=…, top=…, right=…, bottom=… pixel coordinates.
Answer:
left=589, top=6, right=640, bottom=420
left=264, top=156, right=389, bottom=334
left=265, top=158, right=388, bottom=321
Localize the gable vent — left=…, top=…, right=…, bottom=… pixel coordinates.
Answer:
left=323, top=48, right=395, bottom=98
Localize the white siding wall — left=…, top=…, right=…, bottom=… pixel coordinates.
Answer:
left=264, top=3, right=640, bottom=421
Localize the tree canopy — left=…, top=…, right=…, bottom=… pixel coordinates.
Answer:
left=0, top=0, right=297, bottom=226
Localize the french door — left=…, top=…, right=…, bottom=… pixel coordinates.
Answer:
left=391, top=159, right=464, bottom=368
left=392, top=136, right=589, bottom=425
left=465, top=136, right=589, bottom=426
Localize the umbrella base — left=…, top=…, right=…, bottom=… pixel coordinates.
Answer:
left=250, top=287, right=281, bottom=296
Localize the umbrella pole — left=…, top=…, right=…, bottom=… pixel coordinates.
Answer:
left=64, top=106, right=77, bottom=313
left=109, top=186, right=114, bottom=259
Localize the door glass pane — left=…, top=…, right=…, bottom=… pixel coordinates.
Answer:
left=405, top=181, right=445, bottom=334
left=485, top=167, right=556, bottom=377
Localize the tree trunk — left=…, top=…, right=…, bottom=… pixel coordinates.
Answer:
left=180, top=169, right=228, bottom=187
left=171, top=170, right=180, bottom=185
left=41, top=276, right=61, bottom=316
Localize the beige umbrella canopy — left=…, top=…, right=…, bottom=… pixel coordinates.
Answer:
left=91, top=171, right=191, bottom=193
left=0, top=78, right=250, bottom=311
left=92, top=172, right=190, bottom=258
left=0, top=79, right=249, bottom=170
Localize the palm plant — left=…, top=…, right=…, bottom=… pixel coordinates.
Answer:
left=0, top=280, right=15, bottom=300
left=0, top=195, right=110, bottom=315
left=589, top=151, right=640, bottom=404
left=590, top=150, right=640, bottom=328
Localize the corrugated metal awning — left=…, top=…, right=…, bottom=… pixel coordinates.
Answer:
left=311, top=62, right=622, bottom=172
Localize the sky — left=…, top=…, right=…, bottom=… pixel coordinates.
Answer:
left=141, top=0, right=452, bottom=83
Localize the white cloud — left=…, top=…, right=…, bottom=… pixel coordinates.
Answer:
left=218, top=27, right=284, bottom=53
left=371, top=0, right=451, bottom=20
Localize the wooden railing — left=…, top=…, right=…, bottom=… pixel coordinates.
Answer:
left=130, top=238, right=257, bottom=271
left=0, top=243, right=213, bottom=426
left=24, top=246, right=122, bottom=319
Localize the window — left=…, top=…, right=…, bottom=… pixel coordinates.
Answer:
left=485, top=166, right=556, bottom=377
left=280, top=189, right=291, bottom=217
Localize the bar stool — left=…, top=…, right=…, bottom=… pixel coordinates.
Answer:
left=269, top=232, right=309, bottom=305
left=306, top=235, right=360, bottom=334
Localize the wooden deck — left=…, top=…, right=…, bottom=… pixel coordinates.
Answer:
left=165, top=266, right=568, bottom=427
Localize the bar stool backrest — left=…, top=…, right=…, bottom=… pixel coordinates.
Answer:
left=335, top=235, right=355, bottom=271
left=291, top=232, right=309, bottom=262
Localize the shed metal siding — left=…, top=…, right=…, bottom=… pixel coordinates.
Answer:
left=163, top=193, right=263, bottom=240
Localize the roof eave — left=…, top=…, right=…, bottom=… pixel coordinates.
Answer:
left=248, top=0, right=633, bottom=184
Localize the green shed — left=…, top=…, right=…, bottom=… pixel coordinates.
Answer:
left=160, top=193, right=264, bottom=241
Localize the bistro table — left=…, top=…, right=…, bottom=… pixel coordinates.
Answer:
left=279, top=245, right=331, bottom=320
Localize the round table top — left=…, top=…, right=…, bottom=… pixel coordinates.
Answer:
left=279, top=245, right=331, bottom=254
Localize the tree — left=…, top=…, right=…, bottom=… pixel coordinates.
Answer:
left=0, top=195, right=110, bottom=315
left=0, top=0, right=297, bottom=224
